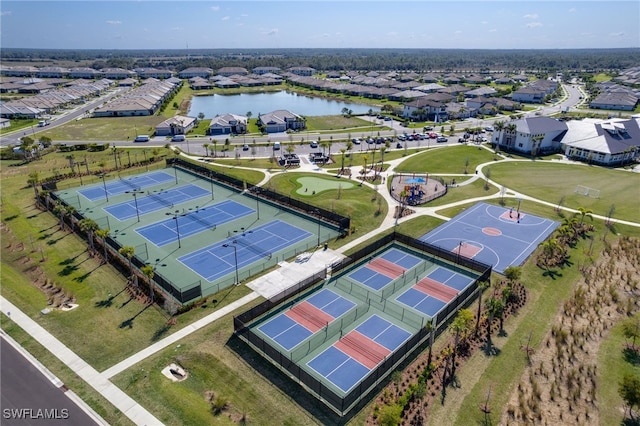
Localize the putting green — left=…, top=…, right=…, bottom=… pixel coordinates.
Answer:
left=295, top=176, right=355, bottom=195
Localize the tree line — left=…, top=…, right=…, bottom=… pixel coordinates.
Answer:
left=2, top=47, right=640, bottom=73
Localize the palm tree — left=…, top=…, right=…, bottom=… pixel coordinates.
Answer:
left=27, top=171, right=40, bottom=203
left=475, top=281, right=490, bottom=337
left=202, top=144, right=209, bottom=157
left=531, top=135, right=544, bottom=159
left=576, top=206, right=593, bottom=225
left=53, top=202, right=67, bottom=231
left=379, top=146, right=387, bottom=174
left=78, top=218, right=99, bottom=254
left=118, top=246, right=137, bottom=288
left=450, top=308, right=474, bottom=379
left=95, top=228, right=110, bottom=263
left=340, top=148, right=347, bottom=172
left=65, top=206, right=77, bottom=232
left=425, top=320, right=436, bottom=367
left=505, top=123, right=517, bottom=148
left=493, top=120, right=505, bottom=148
left=212, top=139, right=218, bottom=158
left=141, top=265, right=155, bottom=303
left=486, top=297, right=505, bottom=336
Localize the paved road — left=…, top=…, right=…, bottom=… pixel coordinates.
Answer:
left=0, top=336, right=99, bottom=426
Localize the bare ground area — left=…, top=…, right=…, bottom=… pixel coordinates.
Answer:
left=502, top=237, right=640, bottom=425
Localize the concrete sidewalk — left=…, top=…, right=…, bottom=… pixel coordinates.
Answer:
left=1, top=296, right=163, bottom=426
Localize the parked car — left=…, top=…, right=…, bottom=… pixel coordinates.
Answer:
left=428, top=132, right=438, bottom=139
left=134, top=135, right=150, bottom=142
left=458, top=137, right=466, bottom=143
left=396, top=142, right=403, bottom=149
left=424, top=126, right=434, bottom=131
left=310, top=141, right=318, bottom=148
left=384, top=116, right=393, bottom=121
left=171, top=134, right=185, bottom=142
left=436, top=136, right=448, bottom=143
left=242, top=144, right=249, bottom=151
left=484, top=126, right=494, bottom=132
left=397, top=135, right=407, bottom=141
left=352, top=138, right=361, bottom=144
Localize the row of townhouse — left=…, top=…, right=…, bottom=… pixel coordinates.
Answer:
left=0, top=79, right=113, bottom=118
left=187, top=73, right=282, bottom=90
left=510, top=79, right=559, bottom=103
left=492, top=116, right=640, bottom=166
left=590, top=81, right=639, bottom=111
left=93, top=78, right=181, bottom=117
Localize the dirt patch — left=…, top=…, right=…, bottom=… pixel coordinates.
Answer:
left=502, top=237, right=640, bottom=425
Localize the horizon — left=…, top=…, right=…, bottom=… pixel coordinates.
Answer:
left=1, top=1, right=639, bottom=50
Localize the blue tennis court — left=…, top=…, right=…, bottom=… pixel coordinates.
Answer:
left=136, top=200, right=254, bottom=246
left=104, top=184, right=210, bottom=220
left=420, top=202, right=559, bottom=274
left=307, top=315, right=412, bottom=392
left=79, top=171, right=175, bottom=201
left=258, top=289, right=356, bottom=351
left=178, top=220, right=312, bottom=282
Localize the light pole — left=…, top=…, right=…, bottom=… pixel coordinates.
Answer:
left=516, top=197, right=522, bottom=215
left=457, top=241, right=463, bottom=264
left=166, top=210, right=184, bottom=248
left=209, top=172, right=214, bottom=200
left=125, top=189, right=144, bottom=222
left=222, top=241, right=239, bottom=285
left=97, top=173, right=109, bottom=201
left=173, top=166, right=178, bottom=184
left=310, top=209, right=321, bottom=247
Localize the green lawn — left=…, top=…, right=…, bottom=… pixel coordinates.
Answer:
left=38, top=116, right=164, bottom=141
left=487, top=161, right=640, bottom=222
left=267, top=172, right=387, bottom=244
left=305, top=115, right=375, bottom=131
left=394, top=144, right=500, bottom=175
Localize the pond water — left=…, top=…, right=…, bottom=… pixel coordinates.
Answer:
left=188, top=91, right=378, bottom=118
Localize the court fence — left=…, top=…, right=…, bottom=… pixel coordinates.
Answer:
left=167, top=157, right=351, bottom=233
left=233, top=231, right=492, bottom=416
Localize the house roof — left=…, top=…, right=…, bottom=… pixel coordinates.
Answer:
left=512, top=117, right=568, bottom=134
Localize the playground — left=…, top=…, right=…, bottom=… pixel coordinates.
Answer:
left=390, top=173, right=447, bottom=205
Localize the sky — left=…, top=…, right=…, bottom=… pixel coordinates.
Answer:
left=1, top=1, right=638, bottom=50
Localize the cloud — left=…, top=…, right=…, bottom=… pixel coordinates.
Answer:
left=480, top=21, right=488, bottom=25
left=266, top=28, right=278, bottom=36
left=171, top=27, right=181, bottom=31
left=106, top=20, right=122, bottom=25
left=523, top=13, right=538, bottom=19
left=609, top=31, right=625, bottom=37
left=0, top=11, right=11, bottom=16
left=454, top=30, right=462, bottom=35
left=489, top=28, right=497, bottom=33
left=210, top=6, right=220, bottom=12
left=568, top=8, right=576, bottom=13
left=526, top=22, right=543, bottom=28
left=221, top=16, right=230, bottom=21
left=387, top=31, right=399, bottom=37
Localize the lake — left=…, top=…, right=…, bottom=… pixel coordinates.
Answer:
left=188, top=91, right=378, bottom=118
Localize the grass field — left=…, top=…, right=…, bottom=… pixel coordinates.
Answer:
left=394, top=144, right=499, bottom=175
left=487, top=161, right=640, bottom=222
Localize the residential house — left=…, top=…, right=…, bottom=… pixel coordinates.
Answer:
left=494, top=116, right=568, bottom=154
left=155, top=115, right=197, bottom=136
left=69, top=67, right=102, bottom=79
left=258, top=110, right=305, bottom=133
left=287, top=67, right=316, bottom=76
left=590, top=90, right=638, bottom=111
left=562, top=118, right=640, bottom=166
left=253, top=66, right=281, bottom=75
left=178, top=67, right=213, bottom=79
left=134, top=68, right=174, bottom=79
left=217, top=67, right=249, bottom=77
left=208, top=113, right=247, bottom=135
left=403, top=98, right=448, bottom=122
left=101, top=68, right=136, bottom=79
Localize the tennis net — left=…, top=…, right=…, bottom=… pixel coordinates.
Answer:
left=120, top=178, right=140, bottom=191
left=186, top=210, right=216, bottom=230
left=235, top=237, right=271, bottom=259
left=147, top=191, right=173, bottom=208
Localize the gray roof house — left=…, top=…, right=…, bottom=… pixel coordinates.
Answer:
left=208, top=113, right=247, bottom=135
left=258, top=110, right=305, bottom=133
left=494, top=117, right=568, bottom=154
left=155, top=115, right=197, bottom=136
left=590, top=91, right=639, bottom=111
left=562, top=118, right=640, bottom=165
